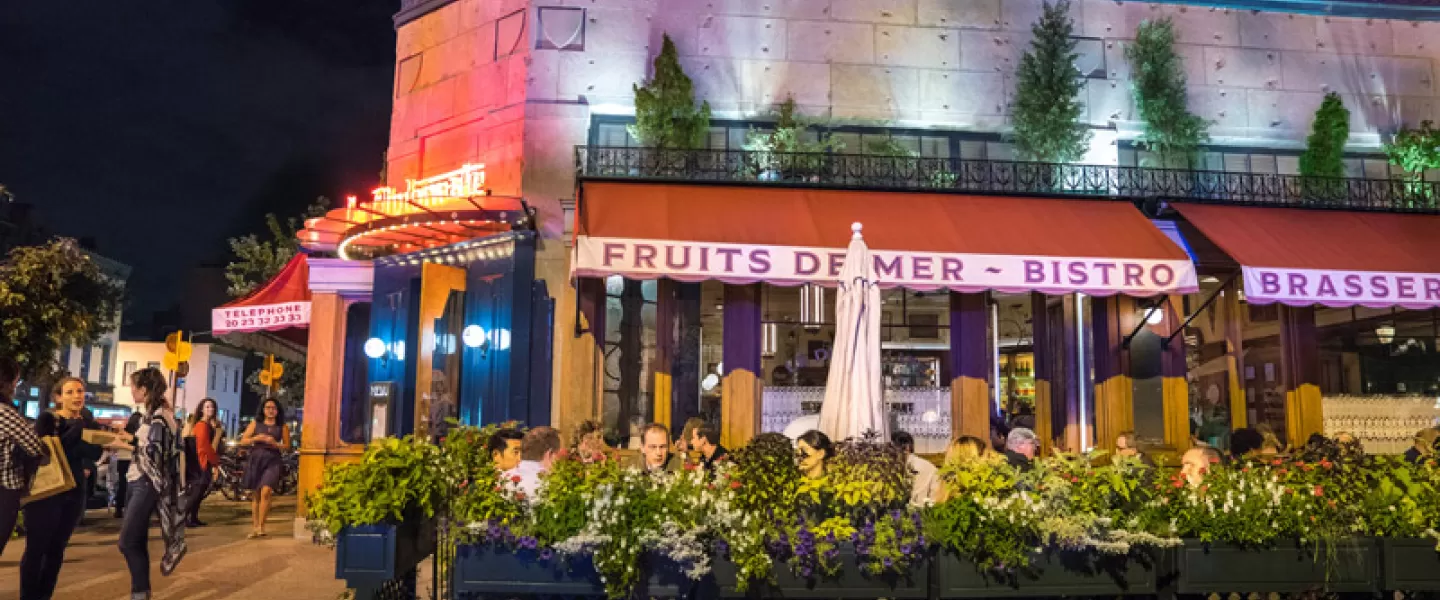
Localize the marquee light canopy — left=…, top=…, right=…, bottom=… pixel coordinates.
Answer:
left=298, top=164, right=531, bottom=260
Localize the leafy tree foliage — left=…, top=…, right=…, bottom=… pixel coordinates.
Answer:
left=0, top=238, right=124, bottom=380
left=225, top=197, right=329, bottom=298
left=1011, top=0, right=1090, bottom=163
left=629, top=34, right=711, bottom=149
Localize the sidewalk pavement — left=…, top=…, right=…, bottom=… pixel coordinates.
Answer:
left=1, top=495, right=348, bottom=600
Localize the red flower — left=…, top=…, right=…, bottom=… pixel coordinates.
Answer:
left=592, top=452, right=606, bottom=462
left=459, top=480, right=470, bottom=489
left=1327, top=500, right=1337, bottom=509
left=1272, top=459, right=1284, bottom=467
left=1172, top=479, right=1184, bottom=489
left=494, top=485, right=503, bottom=492
left=729, top=480, right=742, bottom=489
left=511, top=475, right=522, bottom=484
left=1241, top=467, right=1251, bottom=473
left=556, top=448, right=570, bottom=459
left=1313, top=485, right=1324, bottom=497
left=1320, top=459, right=1333, bottom=469
left=516, top=492, right=527, bottom=501
left=683, top=463, right=698, bottom=471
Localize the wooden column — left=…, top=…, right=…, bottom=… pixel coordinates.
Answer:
left=652, top=279, right=678, bottom=434
left=721, top=284, right=762, bottom=449
left=1057, top=295, right=1084, bottom=452
left=1280, top=305, right=1323, bottom=446
left=1220, top=280, right=1247, bottom=429
left=949, top=292, right=990, bottom=443
left=558, top=277, right=606, bottom=445
left=1031, top=293, right=1055, bottom=455
left=1155, top=295, right=1191, bottom=452
left=1091, top=295, right=1136, bottom=451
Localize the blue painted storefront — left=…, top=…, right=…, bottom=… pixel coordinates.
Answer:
left=362, top=231, right=554, bottom=436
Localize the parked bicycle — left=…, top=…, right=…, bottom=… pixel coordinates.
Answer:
left=213, top=442, right=298, bottom=501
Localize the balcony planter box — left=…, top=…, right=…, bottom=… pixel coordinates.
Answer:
left=932, top=547, right=1169, bottom=598
left=743, top=543, right=928, bottom=599
left=333, top=516, right=436, bottom=597
left=451, top=544, right=603, bottom=597
left=1174, top=539, right=1379, bottom=594
left=1380, top=537, right=1440, bottom=591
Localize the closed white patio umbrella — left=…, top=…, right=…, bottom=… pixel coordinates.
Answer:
left=818, top=222, right=888, bottom=443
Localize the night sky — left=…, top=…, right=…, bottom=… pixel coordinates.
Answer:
left=0, top=0, right=399, bottom=331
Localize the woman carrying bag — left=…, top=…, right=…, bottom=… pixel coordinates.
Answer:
left=21, top=377, right=132, bottom=600
left=117, top=368, right=187, bottom=600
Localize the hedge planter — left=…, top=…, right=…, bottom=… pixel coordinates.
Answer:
left=451, top=544, right=604, bottom=597
left=932, top=547, right=1169, bottom=598
left=1380, top=538, right=1440, bottom=591
left=334, top=517, right=437, bottom=597
left=743, top=544, right=929, bottom=599
left=1175, top=539, right=1379, bottom=594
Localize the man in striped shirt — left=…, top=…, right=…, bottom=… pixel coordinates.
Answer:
left=1, top=356, right=46, bottom=555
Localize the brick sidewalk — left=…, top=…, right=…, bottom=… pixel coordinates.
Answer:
left=1, top=495, right=348, bottom=600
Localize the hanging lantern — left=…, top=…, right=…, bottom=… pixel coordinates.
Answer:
left=800, top=284, right=825, bottom=330
left=1376, top=323, right=1396, bottom=345
left=762, top=322, right=778, bottom=358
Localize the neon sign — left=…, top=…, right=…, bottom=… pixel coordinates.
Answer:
left=360, top=163, right=487, bottom=214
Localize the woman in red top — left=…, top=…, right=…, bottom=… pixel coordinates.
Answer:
left=181, top=398, right=224, bottom=528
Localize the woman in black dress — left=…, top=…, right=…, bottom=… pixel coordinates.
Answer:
left=22, top=377, right=129, bottom=600
left=240, top=398, right=289, bottom=538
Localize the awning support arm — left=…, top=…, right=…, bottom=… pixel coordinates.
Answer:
left=1160, top=270, right=1241, bottom=349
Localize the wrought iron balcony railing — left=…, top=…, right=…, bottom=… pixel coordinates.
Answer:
left=576, top=146, right=1440, bottom=215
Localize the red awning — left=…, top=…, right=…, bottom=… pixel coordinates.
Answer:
left=1174, top=203, right=1440, bottom=308
left=211, top=254, right=312, bottom=334
left=575, top=182, right=1198, bottom=297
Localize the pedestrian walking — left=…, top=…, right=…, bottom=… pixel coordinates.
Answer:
left=118, top=367, right=188, bottom=600
left=240, top=398, right=289, bottom=538
left=0, top=357, right=45, bottom=556
left=181, top=398, right=224, bottom=527
left=21, top=377, right=130, bottom=600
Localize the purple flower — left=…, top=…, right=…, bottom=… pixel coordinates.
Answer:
left=884, top=558, right=893, bottom=569
left=539, top=548, right=554, bottom=561
left=900, top=544, right=912, bottom=554
left=519, top=536, right=538, bottom=550
left=714, top=539, right=730, bottom=555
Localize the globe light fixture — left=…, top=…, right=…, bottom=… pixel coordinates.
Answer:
left=462, top=325, right=486, bottom=348
left=364, top=337, right=386, bottom=359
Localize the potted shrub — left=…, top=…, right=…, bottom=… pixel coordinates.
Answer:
left=307, top=436, right=444, bottom=597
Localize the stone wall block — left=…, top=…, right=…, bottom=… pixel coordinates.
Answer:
left=682, top=56, right=749, bottom=104
left=960, top=29, right=1026, bottom=72
left=748, top=60, right=832, bottom=106
left=787, top=20, right=875, bottom=64
left=1189, top=85, right=1248, bottom=129
left=1238, top=11, right=1318, bottom=52
left=919, top=69, right=1006, bottom=114
left=586, top=8, right=660, bottom=55
left=651, top=10, right=705, bottom=55
left=1086, top=78, right=1132, bottom=124
left=1204, top=47, right=1282, bottom=89
left=558, top=51, right=650, bottom=102
left=831, top=0, right=919, bottom=25
left=832, top=64, right=923, bottom=113
left=1245, top=88, right=1324, bottom=132
left=1387, top=56, right=1436, bottom=97
left=1004, top=0, right=1081, bottom=32
left=703, top=0, right=832, bottom=19
left=1163, top=5, right=1239, bottom=47
left=527, top=49, right=564, bottom=100
left=1315, top=16, right=1394, bottom=56
left=1080, top=0, right=1145, bottom=40
left=699, top=16, right=787, bottom=60
left=920, top=0, right=1001, bottom=29
left=876, top=25, right=960, bottom=69
left=1391, top=22, right=1440, bottom=59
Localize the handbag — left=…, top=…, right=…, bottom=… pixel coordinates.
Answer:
left=22, top=437, right=75, bottom=506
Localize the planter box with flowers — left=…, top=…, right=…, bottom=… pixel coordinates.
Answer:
left=451, top=542, right=604, bottom=596
left=1174, top=539, right=1379, bottom=594
left=932, top=545, right=1169, bottom=598
left=748, top=542, right=929, bottom=599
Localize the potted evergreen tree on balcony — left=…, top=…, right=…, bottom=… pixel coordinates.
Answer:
left=742, top=96, right=840, bottom=183
left=1127, top=18, right=1208, bottom=172
left=629, top=34, right=710, bottom=177
left=1298, top=92, right=1350, bottom=205
left=1011, top=0, right=1091, bottom=193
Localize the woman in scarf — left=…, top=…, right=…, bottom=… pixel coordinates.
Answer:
left=117, top=367, right=187, bottom=600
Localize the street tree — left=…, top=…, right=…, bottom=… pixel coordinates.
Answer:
left=225, top=197, right=329, bottom=298
left=0, top=238, right=125, bottom=380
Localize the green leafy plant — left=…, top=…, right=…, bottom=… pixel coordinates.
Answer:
left=1384, top=120, right=1440, bottom=203
left=305, top=435, right=446, bottom=538
left=1011, top=0, right=1090, bottom=163
left=225, top=197, right=330, bottom=298
left=1126, top=18, right=1208, bottom=168
left=629, top=34, right=711, bottom=150
left=742, top=96, right=842, bottom=180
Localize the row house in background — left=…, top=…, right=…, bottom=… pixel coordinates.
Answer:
left=112, top=341, right=247, bottom=435
left=288, top=0, right=1440, bottom=510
